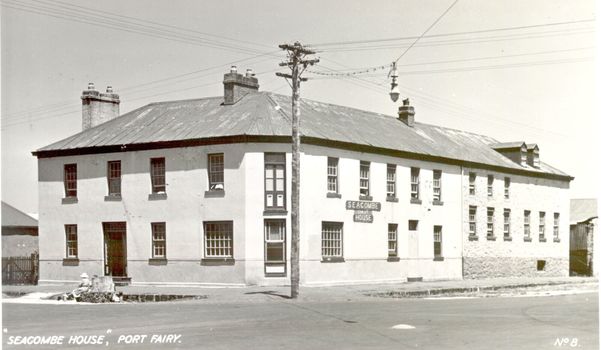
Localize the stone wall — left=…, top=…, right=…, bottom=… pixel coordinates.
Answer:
left=463, top=257, right=569, bottom=279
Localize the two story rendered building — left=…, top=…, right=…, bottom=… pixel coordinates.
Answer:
left=33, top=67, right=572, bottom=286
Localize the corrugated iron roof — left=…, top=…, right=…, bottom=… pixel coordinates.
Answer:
left=570, top=198, right=598, bottom=224
left=2, top=202, right=38, bottom=228
left=490, top=141, right=526, bottom=149
left=35, top=91, right=570, bottom=178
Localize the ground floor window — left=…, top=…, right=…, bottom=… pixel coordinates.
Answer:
left=204, top=221, right=233, bottom=258
left=433, top=225, right=442, bottom=259
left=388, top=224, right=398, bottom=257
left=65, top=224, right=78, bottom=258
left=322, top=222, right=343, bottom=260
left=151, top=222, right=166, bottom=258
left=265, top=220, right=286, bottom=275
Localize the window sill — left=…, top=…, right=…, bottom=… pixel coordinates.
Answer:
left=104, top=195, right=122, bottom=202
left=410, top=198, right=422, bottom=205
left=61, top=197, right=78, bottom=204
left=503, top=236, right=512, bottom=241
left=359, top=195, right=373, bottom=201
left=468, top=235, right=479, bottom=241
left=148, top=193, right=167, bottom=200
left=553, top=238, right=561, bottom=243
left=539, top=238, right=547, bottom=243
left=487, top=235, right=497, bottom=241
left=524, top=237, right=533, bottom=242
left=201, top=258, right=235, bottom=266
left=326, top=192, right=342, bottom=199
left=387, top=256, right=400, bottom=262
left=432, top=200, right=444, bottom=206
left=321, top=257, right=345, bottom=263
left=148, top=258, right=167, bottom=265
left=204, top=190, right=225, bottom=198
left=433, top=256, right=444, bottom=261
left=263, top=209, right=288, bottom=216
left=386, top=196, right=398, bottom=203
left=62, top=258, right=79, bottom=266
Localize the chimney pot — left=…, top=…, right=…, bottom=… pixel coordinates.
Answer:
left=230, top=65, right=238, bottom=73
left=106, top=86, right=113, bottom=93
left=398, top=98, right=415, bottom=127
left=246, top=69, right=254, bottom=78
left=88, top=82, right=96, bottom=91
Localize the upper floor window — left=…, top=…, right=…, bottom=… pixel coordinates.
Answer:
left=208, top=153, right=224, bottom=191
left=487, top=175, right=494, bottom=197
left=410, top=167, right=420, bottom=200
left=524, top=210, right=531, bottom=240
left=553, top=213, right=560, bottom=242
left=388, top=223, right=398, bottom=258
left=433, top=170, right=442, bottom=202
left=386, top=164, right=396, bottom=198
left=469, top=172, right=476, bottom=195
left=204, top=221, right=233, bottom=258
left=359, top=161, right=370, bottom=198
left=539, top=212, right=546, bottom=241
left=327, top=157, right=339, bottom=194
left=107, top=161, right=121, bottom=197
left=150, top=158, right=166, bottom=194
left=504, top=177, right=510, bottom=199
left=64, top=164, right=77, bottom=198
left=65, top=224, right=78, bottom=259
left=151, top=222, right=166, bottom=259
left=408, top=220, right=419, bottom=231
left=265, top=153, right=286, bottom=209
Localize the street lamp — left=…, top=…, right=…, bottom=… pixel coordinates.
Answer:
left=389, top=62, right=400, bottom=102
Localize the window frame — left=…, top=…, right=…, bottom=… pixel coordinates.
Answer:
left=150, top=157, right=166, bottom=194
left=151, top=222, right=166, bottom=259
left=388, top=223, right=398, bottom=258
left=208, top=153, right=225, bottom=191
left=468, top=172, right=476, bottom=195
left=469, top=206, right=477, bottom=238
left=410, top=167, right=420, bottom=200
left=433, top=170, right=442, bottom=202
left=321, top=221, right=344, bottom=261
left=264, top=153, right=286, bottom=210
left=433, top=225, right=443, bottom=259
left=64, top=164, right=77, bottom=198
left=327, top=157, right=339, bottom=194
left=487, top=175, right=494, bottom=197
left=487, top=207, right=495, bottom=239
left=65, top=224, right=78, bottom=259
left=504, top=177, right=510, bottom=199
left=539, top=212, right=546, bottom=241
left=264, top=219, right=286, bottom=264
left=386, top=164, right=396, bottom=198
left=107, top=160, right=121, bottom=197
left=553, top=213, right=560, bottom=241
left=359, top=161, right=370, bottom=198
left=503, top=208, right=511, bottom=240
left=203, top=221, right=234, bottom=259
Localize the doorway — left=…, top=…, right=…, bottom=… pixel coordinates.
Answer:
left=103, top=222, right=127, bottom=277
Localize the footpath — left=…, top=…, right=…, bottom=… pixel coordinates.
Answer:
left=2, top=276, right=597, bottom=304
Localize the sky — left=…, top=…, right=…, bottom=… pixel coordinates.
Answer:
left=1, top=0, right=598, bottom=214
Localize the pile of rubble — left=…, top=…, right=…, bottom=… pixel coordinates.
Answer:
left=59, top=274, right=121, bottom=303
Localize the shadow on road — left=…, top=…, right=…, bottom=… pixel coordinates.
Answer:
left=244, top=290, right=291, bottom=299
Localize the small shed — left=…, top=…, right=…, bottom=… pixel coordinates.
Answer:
left=2, top=201, right=39, bottom=257
left=569, top=198, right=597, bottom=276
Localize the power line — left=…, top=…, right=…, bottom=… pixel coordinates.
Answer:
left=311, top=18, right=595, bottom=47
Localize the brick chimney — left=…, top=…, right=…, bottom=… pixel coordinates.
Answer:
left=81, top=83, right=120, bottom=130
left=398, top=98, right=415, bottom=127
left=223, top=66, right=259, bottom=105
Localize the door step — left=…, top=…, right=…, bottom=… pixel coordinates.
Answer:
left=112, top=277, right=131, bottom=286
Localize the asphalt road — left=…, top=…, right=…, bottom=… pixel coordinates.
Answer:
left=2, top=293, right=598, bottom=350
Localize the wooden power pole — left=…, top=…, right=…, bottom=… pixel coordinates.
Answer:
left=276, top=42, right=319, bottom=299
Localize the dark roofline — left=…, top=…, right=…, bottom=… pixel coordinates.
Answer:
left=32, top=134, right=574, bottom=181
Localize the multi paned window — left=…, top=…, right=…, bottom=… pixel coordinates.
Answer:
left=433, top=170, right=442, bottom=201
left=553, top=213, right=560, bottom=241
left=539, top=212, right=546, bottom=241
left=204, top=221, right=233, bottom=258
left=65, top=224, right=78, bottom=258
left=388, top=224, right=398, bottom=257
left=322, top=222, right=343, bottom=259
left=524, top=210, right=531, bottom=239
left=503, top=209, right=511, bottom=239
left=150, top=158, right=166, bottom=194
left=151, top=222, right=166, bottom=258
left=433, top=225, right=442, bottom=258
left=208, top=153, right=224, bottom=190
left=265, top=220, right=286, bottom=265
left=265, top=153, right=286, bottom=209
left=107, top=161, right=121, bottom=196
left=327, top=157, right=339, bottom=194
left=487, top=207, right=495, bottom=238
left=469, top=172, right=476, bottom=195
left=487, top=175, right=494, bottom=197
left=359, top=161, right=370, bottom=197
left=504, top=177, right=510, bottom=199
left=469, top=206, right=477, bottom=237
left=386, top=164, right=396, bottom=198
left=64, top=164, right=77, bottom=198
left=410, top=167, right=420, bottom=200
